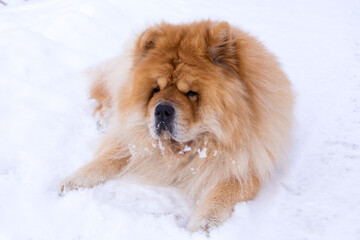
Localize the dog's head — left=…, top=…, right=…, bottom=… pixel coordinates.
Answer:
left=119, top=21, right=252, bottom=151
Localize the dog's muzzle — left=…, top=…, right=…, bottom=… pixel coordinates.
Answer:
left=155, top=103, right=175, bottom=136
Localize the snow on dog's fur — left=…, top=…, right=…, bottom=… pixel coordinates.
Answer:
left=60, top=20, right=294, bottom=231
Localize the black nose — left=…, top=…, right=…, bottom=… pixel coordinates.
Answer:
left=155, top=104, right=175, bottom=123
left=155, top=103, right=175, bottom=134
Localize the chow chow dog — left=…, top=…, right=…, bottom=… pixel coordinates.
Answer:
left=60, top=20, right=294, bottom=231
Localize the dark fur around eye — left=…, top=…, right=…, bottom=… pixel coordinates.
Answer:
left=185, top=91, right=198, bottom=98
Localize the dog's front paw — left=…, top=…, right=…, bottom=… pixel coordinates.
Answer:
left=59, top=176, right=81, bottom=196
left=59, top=171, right=100, bottom=196
left=187, top=214, right=217, bottom=232
left=187, top=210, right=223, bottom=232
left=186, top=202, right=233, bottom=232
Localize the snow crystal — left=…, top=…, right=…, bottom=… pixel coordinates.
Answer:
left=183, top=145, right=191, bottom=152
left=178, top=145, right=192, bottom=155
left=190, top=167, right=198, bottom=175
left=128, top=144, right=137, bottom=157
left=158, top=139, right=165, bottom=155
left=197, top=148, right=207, bottom=159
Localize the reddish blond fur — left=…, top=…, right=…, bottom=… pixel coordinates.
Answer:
left=60, top=20, right=294, bottom=231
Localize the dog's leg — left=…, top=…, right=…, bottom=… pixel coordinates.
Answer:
left=187, top=176, right=260, bottom=232
left=59, top=138, right=129, bottom=195
left=89, top=71, right=112, bottom=129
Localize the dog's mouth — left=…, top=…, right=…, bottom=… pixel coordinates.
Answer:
left=156, top=127, right=186, bottom=147
left=156, top=132, right=193, bottom=156
left=157, top=128, right=173, bottom=140
left=155, top=121, right=174, bottom=138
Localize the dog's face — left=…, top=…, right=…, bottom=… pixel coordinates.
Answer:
left=133, top=54, right=212, bottom=145
left=148, top=79, right=200, bottom=143
left=122, top=21, right=251, bottom=151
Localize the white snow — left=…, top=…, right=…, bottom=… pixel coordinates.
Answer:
left=128, top=144, right=137, bottom=157
left=158, top=139, right=165, bottom=155
left=178, top=145, right=191, bottom=155
left=0, top=0, right=360, bottom=239
left=197, top=148, right=207, bottom=159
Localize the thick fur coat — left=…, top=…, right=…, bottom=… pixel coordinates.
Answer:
left=60, top=20, right=294, bottom=231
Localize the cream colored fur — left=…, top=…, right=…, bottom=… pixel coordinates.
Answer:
left=60, top=20, right=294, bottom=232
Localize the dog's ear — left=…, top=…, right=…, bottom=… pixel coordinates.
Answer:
left=206, top=22, right=239, bottom=73
left=136, top=28, right=160, bottom=56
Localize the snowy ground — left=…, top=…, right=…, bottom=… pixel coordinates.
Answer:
left=1, top=0, right=360, bottom=239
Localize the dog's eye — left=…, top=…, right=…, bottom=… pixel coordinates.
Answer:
left=153, top=86, right=160, bottom=94
left=185, top=91, right=198, bottom=99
